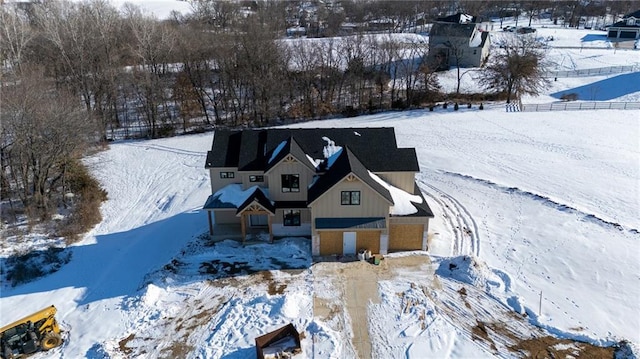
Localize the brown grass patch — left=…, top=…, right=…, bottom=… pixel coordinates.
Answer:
left=510, top=336, right=614, bottom=358
left=57, top=159, right=108, bottom=244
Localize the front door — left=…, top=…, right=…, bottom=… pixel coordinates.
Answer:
left=343, top=232, right=357, bottom=255
left=250, top=214, right=268, bottom=227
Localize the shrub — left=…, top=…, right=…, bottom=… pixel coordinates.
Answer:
left=391, top=98, right=407, bottom=109
left=342, top=106, right=360, bottom=117
left=4, top=247, right=72, bottom=286
left=7, top=260, right=44, bottom=286
left=57, top=160, right=108, bottom=244
left=156, top=124, right=175, bottom=138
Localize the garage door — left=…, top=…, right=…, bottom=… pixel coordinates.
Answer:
left=357, top=231, right=381, bottom=254
left=620, top=31, right=637, bottom=39
left=319, top=231, right=343, bottom=255
left=388, top=224, right=424, bottom=252
left=319, top=231, right=381, bottom=255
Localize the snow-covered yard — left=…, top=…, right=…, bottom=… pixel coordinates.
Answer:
left=1, top=18, right=639, bottom=359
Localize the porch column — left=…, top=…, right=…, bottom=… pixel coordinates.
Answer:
left=241, top=214, right=246, bottom=244
left=207, top=211, right=214, bottom=235
left=268, top=215, right=273, bottom=243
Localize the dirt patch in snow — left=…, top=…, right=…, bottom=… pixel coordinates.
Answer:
left=260, top=270, right=288, bottom=295
left=118, top=333, right=135, bottom=355
left=508, top=335, right=615, bottom=358
left=472, top=321, right=498, bottom=352
left=160, top=341, right=194, bottom=359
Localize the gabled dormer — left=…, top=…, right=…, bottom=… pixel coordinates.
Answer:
left=264, top=136, right=317, bottom=202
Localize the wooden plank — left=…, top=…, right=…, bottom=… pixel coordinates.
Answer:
left=319, top=231, right=343, bottom=255
left=388, top=224, right=424, bottom=251
left=357, top=231, right=381, bottom=254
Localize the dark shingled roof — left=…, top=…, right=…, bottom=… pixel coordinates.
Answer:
left=624, top=10, right=640, bottom=19
left=430, top=22, right=476, bottom=38
left=203, top=193, right=236, bottom=210
left=307, top=147, right=393, bottom=205
left=206, top=131, right=242, bottom=168
left=612, top=10, right=640, bottom=28
left=205, top=128, right=418, bottom=173
left=436, top=12, right=479, bottom=24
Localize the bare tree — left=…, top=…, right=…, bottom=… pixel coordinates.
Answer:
left=33, top=0, right=123, bottom=139
left=0, top=5, right=37, bottom=76
left=190, top=0, right=240, bottom=29
left=477, top=35, right=549, bottom=104
left=1, top=68, right=94, bottom=219
left=124, top=4, right=177, bottom=137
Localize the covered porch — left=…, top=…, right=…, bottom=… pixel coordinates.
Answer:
left=203, top=185, right=275, bottom=244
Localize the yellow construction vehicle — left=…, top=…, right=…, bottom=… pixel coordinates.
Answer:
left=0, top=305, right=63, bottom=359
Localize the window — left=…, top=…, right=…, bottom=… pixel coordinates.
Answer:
left=281, top=174, right=300, bottom=192
left=341, top=191, right=361, bottom=205
left=220, top=171, right=234, bottom=179
left=473, top=49, right=477, bottom=55
left=283, top=210, right=301, bottom=226
left=249, top=175, right=264, bottom=182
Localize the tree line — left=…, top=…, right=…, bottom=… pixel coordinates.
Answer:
left=0, top=0, right=634, bottom=229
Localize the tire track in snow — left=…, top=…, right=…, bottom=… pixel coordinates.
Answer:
left=419, top=185, right=463, bottom=255
left=123, top=143, right=206, bottom=157
left=417, top=178, right=481, bottom=257
left=441, top=170, right=636, bottom=233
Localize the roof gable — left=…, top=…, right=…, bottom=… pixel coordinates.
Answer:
left=264, top=137, right=318, bottom=174
left=237, top=188, right=275, bottom=214
left=612, top=11, right=640, bottom=27
left=307, top=147, right=393, bottom=205
left=624, top=10, right=640, bottom=19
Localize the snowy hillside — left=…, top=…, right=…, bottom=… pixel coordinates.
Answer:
left=1, top=17, right=639, bottom=359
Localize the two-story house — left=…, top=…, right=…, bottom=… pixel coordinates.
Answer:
left=203, top=128, right=434, bottom=256
left=607, top=10, right=640, bottom=41
left=427, top=13, right=491, bottom=70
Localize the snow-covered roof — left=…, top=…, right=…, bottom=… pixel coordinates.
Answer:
left=368, top=171, right=422, bottom=215
left=206, top=184, right=271, bottom=208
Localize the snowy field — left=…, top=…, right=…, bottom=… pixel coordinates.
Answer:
left=1, top=8, right=640, bottom=359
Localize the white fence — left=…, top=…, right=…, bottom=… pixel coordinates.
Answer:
left=520, top=102, right=640, bottom=112
left=546, top=65, right=638, bottom=78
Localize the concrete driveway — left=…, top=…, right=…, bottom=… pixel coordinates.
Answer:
left=312, top=255, right=431, bottom=359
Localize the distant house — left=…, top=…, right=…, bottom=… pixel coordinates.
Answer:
left=203, top=128, right=434, bottom=256
left=427, top=13, right=491, bottom=70
left=607, top=10, right=640, bottom=40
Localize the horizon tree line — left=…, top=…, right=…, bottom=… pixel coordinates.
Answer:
left=2, top=0, right=633, bottom=227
